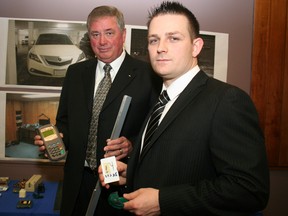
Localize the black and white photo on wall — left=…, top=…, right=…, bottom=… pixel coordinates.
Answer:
left=119, top=25, right=229, bottom=82
left=128, top=27, right=216, bottom=78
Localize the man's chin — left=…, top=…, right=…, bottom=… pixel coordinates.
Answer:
left=97, top=54, right=113, bottom=62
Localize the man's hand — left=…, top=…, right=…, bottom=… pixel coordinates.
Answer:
left=34, top=133, right=63, bottom=158
left=98, top=160, right=127, bottom=189
left=34, top=134, right=47, bottom=156
left=104, top=136, right=132, bottom=160
left=123, top=188, right=160, bottom=216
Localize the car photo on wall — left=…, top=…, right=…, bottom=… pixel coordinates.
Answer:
left=27, top=33, right=86, bottom=78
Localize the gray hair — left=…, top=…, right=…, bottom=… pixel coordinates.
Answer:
left=87, top=6, right=125, bottom=32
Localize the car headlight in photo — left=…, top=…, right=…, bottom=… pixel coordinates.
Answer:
left=27, top=33, right=86, bottom=78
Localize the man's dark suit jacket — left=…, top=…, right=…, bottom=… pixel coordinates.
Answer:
left=127, top=71, right=269, bottom=216
left=56, top=54, right=161, bottom=216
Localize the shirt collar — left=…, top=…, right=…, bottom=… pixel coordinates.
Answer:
left=164, top=65, right=200, bottom=101
left=97, top=50, right=126, bottom=76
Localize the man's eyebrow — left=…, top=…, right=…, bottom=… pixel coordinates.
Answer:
left=148, top=34, right=158, bottom=38
left=166, top=31, right=181, bottom=36
left=90, top=28, right=114, bottom=32
left=148, top=31, right=181, bottom=36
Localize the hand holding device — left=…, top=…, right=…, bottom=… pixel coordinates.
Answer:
left=86, top=95, right=132, bottom=215
left=37, top=124, right=66, bottom=161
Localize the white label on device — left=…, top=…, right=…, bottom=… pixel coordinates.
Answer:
left=100, top=156, right=120, bottom=184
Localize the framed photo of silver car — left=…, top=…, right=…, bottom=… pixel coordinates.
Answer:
left=0, top=18, right=88, bottom=88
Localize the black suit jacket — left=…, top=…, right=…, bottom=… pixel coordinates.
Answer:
left=127, top=71, right=269, bottom=216
left=56, top=54, right=161, bottom=215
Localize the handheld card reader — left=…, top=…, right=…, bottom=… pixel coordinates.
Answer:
left=38, top=124, right=66, bottom=161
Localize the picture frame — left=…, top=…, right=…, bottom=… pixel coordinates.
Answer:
left=125, top=25, right=229, bottom=82
left=0, top=18, right=229, bottom=161
left=1, top=18, right=88, bottom=89
left=0, top=91, right=60, bottom=160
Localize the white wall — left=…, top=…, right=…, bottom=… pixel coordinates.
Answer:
left=0, top=0, right=255, bottom=93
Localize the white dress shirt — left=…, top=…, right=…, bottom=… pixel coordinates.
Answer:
left=140, top=65, right=201, bottom=152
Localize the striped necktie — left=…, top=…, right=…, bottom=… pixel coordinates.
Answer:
left=86, top=64, right=112, bottom=170
left=142, top=90, right=170, bottom=152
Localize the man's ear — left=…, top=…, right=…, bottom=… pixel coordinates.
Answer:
left=122, top=28, right=127, bottom=44
left=192, top=37, right=204, bottom=57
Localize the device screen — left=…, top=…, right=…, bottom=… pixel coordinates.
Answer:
left=40, top=126, right=57, bottom=141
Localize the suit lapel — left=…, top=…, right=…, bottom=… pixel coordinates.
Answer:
left=81, top=59, right=97, bottom=113
left=139, top=71, right=209, bottom=160
left=81, top=55, right=138, bottom=118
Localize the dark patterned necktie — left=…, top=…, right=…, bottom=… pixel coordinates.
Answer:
left=86, top=64, right=112, bottom=170
left=142, top=90, right=170, bottom=152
